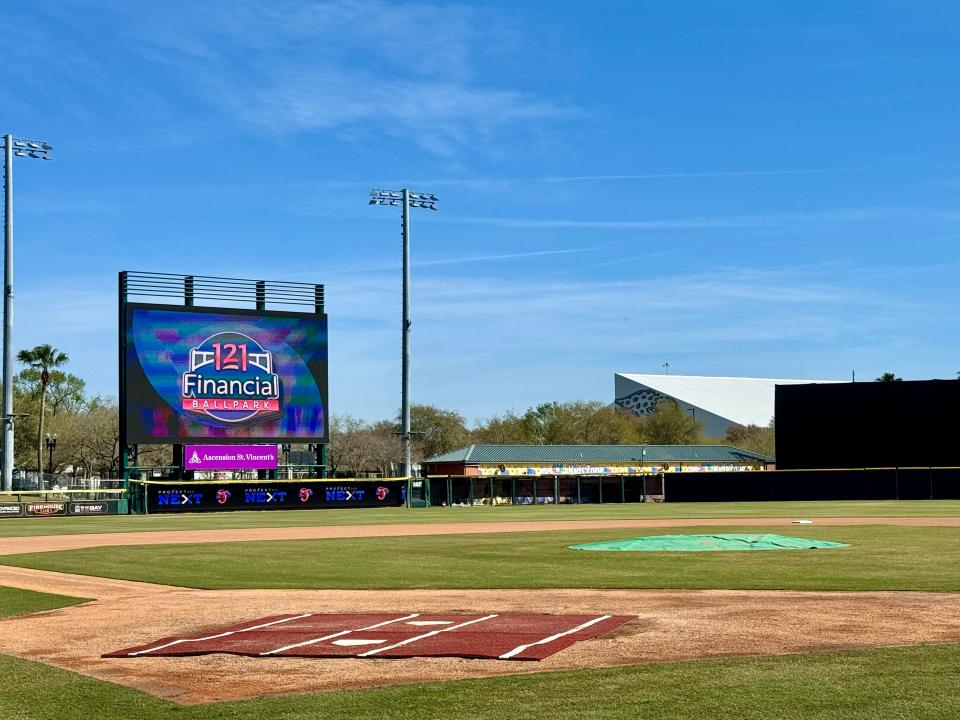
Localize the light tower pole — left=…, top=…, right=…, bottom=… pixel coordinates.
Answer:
left=369, top=189, right=438, bottom=482
left=2, top=136, right=52, bottom=492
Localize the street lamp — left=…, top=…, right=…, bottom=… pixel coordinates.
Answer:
left=2, top=135, right=52, bottom=492
left=631, top=445, right=649, bottom=501
left=369, top=189, right=438, bottom=483
left=45, top=432, right=57, bottom=480
left=281, top=443, right=291, bottom=479
left=662, top=362, right=670, bottom=375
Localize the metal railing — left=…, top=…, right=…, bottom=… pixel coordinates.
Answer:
left=0, top=488, right=127, bottom=502
left=123, top=271, right=324, bottom=310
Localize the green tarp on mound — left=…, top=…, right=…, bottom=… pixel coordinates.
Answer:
left=568, top=534, right=849, bottom=552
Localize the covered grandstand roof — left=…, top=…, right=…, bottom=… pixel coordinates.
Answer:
left=426, top=444, right=772, bottom=464
left=616, top=373, right=839, bottom=428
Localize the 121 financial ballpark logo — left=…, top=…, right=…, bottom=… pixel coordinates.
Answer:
left=181, top=332, right=282, bottom=424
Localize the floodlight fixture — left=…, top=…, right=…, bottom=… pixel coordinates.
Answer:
left=11, top=139, right=52, bottom=161
left=368, top=188, right=439, bottom=492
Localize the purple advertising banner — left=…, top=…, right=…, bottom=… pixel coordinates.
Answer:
left=184, top=445, right=278, bottom=470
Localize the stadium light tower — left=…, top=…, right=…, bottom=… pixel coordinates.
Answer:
left=369, top=189, right=438, bottom=483
left=2, top=136, right=52, bottom=491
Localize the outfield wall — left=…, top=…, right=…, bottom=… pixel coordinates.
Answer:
left=428, top=468, right=960, bottom=505
left=0, top=490, right=128, bottom=518
left=661, top=467, right=960, bottom=502
left=129, top=479, right=407, bottom=513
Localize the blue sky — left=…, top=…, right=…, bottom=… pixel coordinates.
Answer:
left=5, top=1, right=960, bottom=423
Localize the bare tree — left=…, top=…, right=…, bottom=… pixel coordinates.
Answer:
left=367, top=420, right=403, bottom=476
left=327, top=414, right=373, bottom=476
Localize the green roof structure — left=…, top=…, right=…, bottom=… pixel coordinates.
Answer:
left=425, top=444, right=772, bottom=465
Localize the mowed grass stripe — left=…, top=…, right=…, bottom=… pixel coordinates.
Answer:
left=1, top=525, right=957, bottom=591
left=1, top=644, right=959, bottom=719
left=0, top=585, right=89, bottom=618
left=0, top=500, right=957, bottom=538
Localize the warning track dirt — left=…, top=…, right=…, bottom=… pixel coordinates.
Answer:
left=0, top=515, right=957, bottom=556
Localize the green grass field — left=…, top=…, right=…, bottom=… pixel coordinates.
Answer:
left=1, top=503, right=958, bottom=719
left=2, top=525, right=956, bottom=591
left=0, top=586, right=87, bottom=618
left=0, top=644, right=958, bottom=720
left=0, top=499, right=957, bottom=537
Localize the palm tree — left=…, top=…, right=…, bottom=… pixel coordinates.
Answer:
left=17, top=344, right=69, bottom=481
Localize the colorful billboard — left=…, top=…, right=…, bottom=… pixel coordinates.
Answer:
left=184, top=445, right=279, bottom=470
left=124, top=304, right=328, bottom=444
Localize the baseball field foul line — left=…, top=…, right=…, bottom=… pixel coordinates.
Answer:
left=128, top=613, right=314, bottom=657
left=499, top=615, right=613, bottom=660
left=260, top=613, right=422, bottom=656
left=357, top=614, right=499, bottom=657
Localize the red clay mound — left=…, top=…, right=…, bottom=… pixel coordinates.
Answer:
left=104, top=612, right=634, bottom=662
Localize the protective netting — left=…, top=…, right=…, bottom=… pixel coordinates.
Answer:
left=568, top=533, right=849, bottom=552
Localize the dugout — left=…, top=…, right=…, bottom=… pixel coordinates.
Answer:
left=424, top=444, right=770, bottom=505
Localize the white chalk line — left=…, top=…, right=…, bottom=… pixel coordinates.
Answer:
left=259, top=613, right=421, bottom=656
left=498, top=615, right=613, bottom=659
left=358, top=614, right=499, bottom=657
left=127, top=613, right=314, bottom=657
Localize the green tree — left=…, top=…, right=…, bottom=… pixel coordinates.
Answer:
left=875, top=372, right=902, bottom=382
left=544, top=401, right=646, bottom=444
left=409, top=404, right=470, bottom=461
left=15, top=369, right=86, bottom=416
left=471, top=411, right=531, bottom=444
left=726, top=420, right=775, bottom=458
left=520, top=402, right=557, bottom=444
left=16, top=344, right=69, bottom=477
left=642, top=399, right=702, bottom=444
left=578, top=405, right=646, bottom=444
left=9, top=383, right=40, bottom=469
left=478, top=401, right=647, bottom=445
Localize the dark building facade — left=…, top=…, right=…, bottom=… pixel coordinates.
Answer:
left=776, top=380, right=960, bottom=470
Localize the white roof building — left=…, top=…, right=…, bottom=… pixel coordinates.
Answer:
left=615, top=373, right=841, bottom=438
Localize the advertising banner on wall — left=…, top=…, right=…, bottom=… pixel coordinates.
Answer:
left=0, top=500, right=124, bottom=519
left=124, top=304, right=328, bottom=444
left=184, top=445, right=279, bottom=470
left=145, top=481, right=406, bottom=513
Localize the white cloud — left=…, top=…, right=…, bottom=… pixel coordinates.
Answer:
left=114, top=0, right=572, bottom=152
